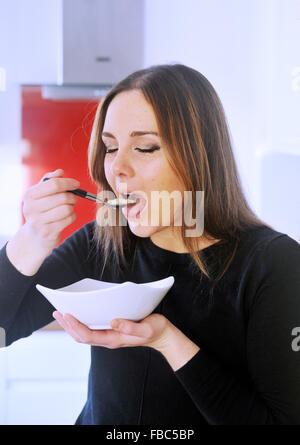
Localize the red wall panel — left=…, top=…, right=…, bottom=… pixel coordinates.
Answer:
left=21, top=86, right=99, bottom=243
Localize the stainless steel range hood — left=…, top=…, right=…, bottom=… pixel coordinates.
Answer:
left=11, top=0, right=144, bottom=99
left=41, top=85, right=112, bottom=100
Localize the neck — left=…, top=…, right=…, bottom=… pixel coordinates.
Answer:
left=150, top=227, right=219, bottom=253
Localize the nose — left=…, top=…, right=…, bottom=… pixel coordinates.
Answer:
left=110, top=148, right=135, bottom=179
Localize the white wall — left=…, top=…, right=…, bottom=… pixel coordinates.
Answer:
left=0, top=90, right=23, bottom=240
left=0, top=0, right=23, bottom=240
left=144, top=0, right=300, bottom=241
left=144, top=0, right=258, bottom=206
left=0, top=331, right=90, bottom=425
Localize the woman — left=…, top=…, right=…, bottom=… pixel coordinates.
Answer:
left=1, top=64, right=300, bottom=425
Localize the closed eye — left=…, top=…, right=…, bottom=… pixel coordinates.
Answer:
left=136, top=146, right=161, bottom=153
left=105, top=146, right=161, bottom=154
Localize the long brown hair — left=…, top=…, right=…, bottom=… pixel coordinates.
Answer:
left=88, top=64, right=270, bottom=283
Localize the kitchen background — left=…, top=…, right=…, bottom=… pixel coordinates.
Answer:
left=0, top=0, right=299, bottom=425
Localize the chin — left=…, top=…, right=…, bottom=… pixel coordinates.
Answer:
left=127, top=221, right=158, bottom=238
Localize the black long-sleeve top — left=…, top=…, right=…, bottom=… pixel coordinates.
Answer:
left=0, top=221, right=300, bottom=425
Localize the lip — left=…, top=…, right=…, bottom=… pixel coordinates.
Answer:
left=116, top=187, right=137, bottom=196
left=117, top=190, right=145, bottom=202
left=120, top=191, right=148, bottom=220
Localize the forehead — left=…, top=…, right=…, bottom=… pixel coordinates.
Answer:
left=104, top=90, right=158, bottom=130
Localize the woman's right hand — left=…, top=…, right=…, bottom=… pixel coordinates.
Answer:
left=22, top=169, right=80, bottom=252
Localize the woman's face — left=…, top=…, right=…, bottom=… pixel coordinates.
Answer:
left=102, top=89, right=185, bottom=239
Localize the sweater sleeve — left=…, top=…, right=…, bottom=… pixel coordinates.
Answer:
left=174, top=234, right=300, bottom=424
left=0, top=221, right=98, bottom=347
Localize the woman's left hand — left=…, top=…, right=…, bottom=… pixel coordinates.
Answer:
left=53, top=311, right=173, bottom=352
left=53, top=311, right=200, bottom=371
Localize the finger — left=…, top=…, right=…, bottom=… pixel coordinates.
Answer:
left=63, top=313, right=121, bottom=347
left=111, top=318, right=153, bottom=339
left=29, top=213, right=76, bottom=239
left=38, top=203, right=75, bottom=224
left=31, top=177, right=80, bottom=200
left=53, top=311, right=83, bottom=343
left=63, top=313, right=99, bottom=344
left=40, top=169, right=64, bottom=183
left=36, top=193, right=77, bottom=213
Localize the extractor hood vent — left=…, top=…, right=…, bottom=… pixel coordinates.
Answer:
left=9, top=0, right=144, bottom=97
left=41, top=85, right=112, bottom=100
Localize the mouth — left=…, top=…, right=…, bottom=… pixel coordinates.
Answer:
left=120, top=192, right=147, bottom=219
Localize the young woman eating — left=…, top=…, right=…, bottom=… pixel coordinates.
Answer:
left=1, top=64, right=300, bottom=425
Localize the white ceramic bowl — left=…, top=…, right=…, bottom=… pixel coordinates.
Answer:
left=36, top=276, right=175, bottom=329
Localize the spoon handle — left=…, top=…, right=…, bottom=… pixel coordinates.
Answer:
left=42, top=177, right=124, bottom=207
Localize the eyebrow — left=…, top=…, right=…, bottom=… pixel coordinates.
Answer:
left=102, top=131, right=159, bottom=139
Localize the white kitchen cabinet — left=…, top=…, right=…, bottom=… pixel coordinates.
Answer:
left=6, top=381, right=88, bottom=425
left=0, top=330, right=91, bottom=425
left=5, top=0, right=144, bottom=85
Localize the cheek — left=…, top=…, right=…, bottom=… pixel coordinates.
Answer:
left=143, top=160, right=171, bottom=186
left=152, top=165, right=184, bottom=193
left=104, top=160, right=112, bottom=183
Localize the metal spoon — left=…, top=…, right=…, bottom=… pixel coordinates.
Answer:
left=42, top=177, right=136, bottom=208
